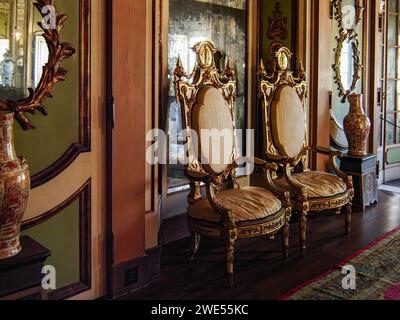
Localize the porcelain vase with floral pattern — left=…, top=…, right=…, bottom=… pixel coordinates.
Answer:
left=344, top=94, right=371, bottom=156
left=0, top=112, right=30, bottom=259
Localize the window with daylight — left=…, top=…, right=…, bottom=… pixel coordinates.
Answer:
left=377, top=0, right=400, bottom=180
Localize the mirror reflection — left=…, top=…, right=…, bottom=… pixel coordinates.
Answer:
left=0, top=0, right=49, bottom=101
left=167, top=0, right=247, bottom=191
left=340, top=38, right=354, bottom=91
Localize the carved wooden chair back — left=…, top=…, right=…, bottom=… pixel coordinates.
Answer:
left=174, top=41, right=239, bottom=185
left=258, top=47, right=308, bottom=169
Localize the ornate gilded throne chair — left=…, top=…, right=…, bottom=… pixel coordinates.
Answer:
left=174, top=41, right=292, bottom=287
left=257, top=47, right=354, bottom=251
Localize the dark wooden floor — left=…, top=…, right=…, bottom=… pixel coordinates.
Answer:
left=122, top=191, right=400, bottom=300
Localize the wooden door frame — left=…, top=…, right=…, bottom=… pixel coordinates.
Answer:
left=309, top=0, right=332, bottom=171
left=367, top=0, right=380, bottom=154
left=105, top=0, right=113, bottom=299
left=105, top=0, right=162, bottom=299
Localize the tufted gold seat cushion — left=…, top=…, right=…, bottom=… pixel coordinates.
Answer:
left=275, top=171, right=347, bottom=199
left=187, top=187, right=282, bottom=224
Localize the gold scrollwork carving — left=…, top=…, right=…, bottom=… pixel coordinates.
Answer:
left=309, top=192, right=352, bottom=211
left=0, top=0, right=75, bottom=130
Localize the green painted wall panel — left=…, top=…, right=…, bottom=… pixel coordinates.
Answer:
left=22, top=200, right=80, bottom=291
left=14, top=0, right=80, bottom=176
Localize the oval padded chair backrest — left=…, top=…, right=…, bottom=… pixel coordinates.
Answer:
left=191, top=85, right=235, bottom=175
left=270, top=85, right=306, bottom=159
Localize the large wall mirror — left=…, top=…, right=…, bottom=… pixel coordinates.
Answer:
left=0, top=0, right=74, bottom=130
left=166, top=0, right=247, bottom=193
left=331, top=0, right=365, bottom=149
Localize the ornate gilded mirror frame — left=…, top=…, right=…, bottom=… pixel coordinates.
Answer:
left=332, top=0, right=364, bottom=102
left=0, top=0, right=75, bottom=130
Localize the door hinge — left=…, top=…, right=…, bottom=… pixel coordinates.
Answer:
left=107, top=97, right=115, bottom=128
left=377, top=88, right=382, bottom=108
left=111, top=232, right=114, bottom=266
left=378, top=13, right=384, bottom=33
left=329, top=0, right=334, bottom=19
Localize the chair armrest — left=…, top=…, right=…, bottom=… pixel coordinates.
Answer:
left=187, top=168, right=209, bottom=182
left=252, top=158, right=290, bottom=206
left=311, top=146, right=353, bottom=190
left=313, top=145, right=343, bottom=158
left=205, top=183, right=237, bottom=231
left=282, top=163, right=308, bottom=200
left=253, top=157, right=268, bottom=168
left=238, top=156, right=278, bottom=171
left=266, top=153, right=287, bottom=162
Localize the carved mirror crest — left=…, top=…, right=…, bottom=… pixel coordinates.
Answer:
left=332, top=0, right=364, bottom=103
left=0, top=0, right=74, bottom=130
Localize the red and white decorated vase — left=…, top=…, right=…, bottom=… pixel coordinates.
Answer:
left=0, top=112, right=30, bottom=259
left=344, top=94, right=371, bottom=156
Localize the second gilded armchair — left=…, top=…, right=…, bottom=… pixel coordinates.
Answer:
left=258, top=47, right=354, bottom=251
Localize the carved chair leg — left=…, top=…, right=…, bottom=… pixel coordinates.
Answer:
left=187, top=232, right=201, bottom=261
left=345, top=202, right=352, bottom=235
left=226, top=238, right=235, bottom=288
left=299, top=210, right=307, bottom=251
left=282, top=223, right=289, bottom=259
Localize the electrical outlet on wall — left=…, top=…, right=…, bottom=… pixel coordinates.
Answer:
left=124, top=266, right=139, bottom=286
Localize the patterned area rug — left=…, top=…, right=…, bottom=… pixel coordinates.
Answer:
left=280, top=227, right=400, bottom=300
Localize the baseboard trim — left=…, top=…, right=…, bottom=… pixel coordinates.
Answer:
left=111, top=246, right=161, bottom=298
left=160, top=213, right=189, bottom=245
left=110, top=214, right=190, bottom=299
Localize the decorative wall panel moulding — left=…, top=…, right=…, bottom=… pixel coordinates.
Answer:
left=31, top=0, right=91, bottom=188
left=22, top=179, right=92, bottom=300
